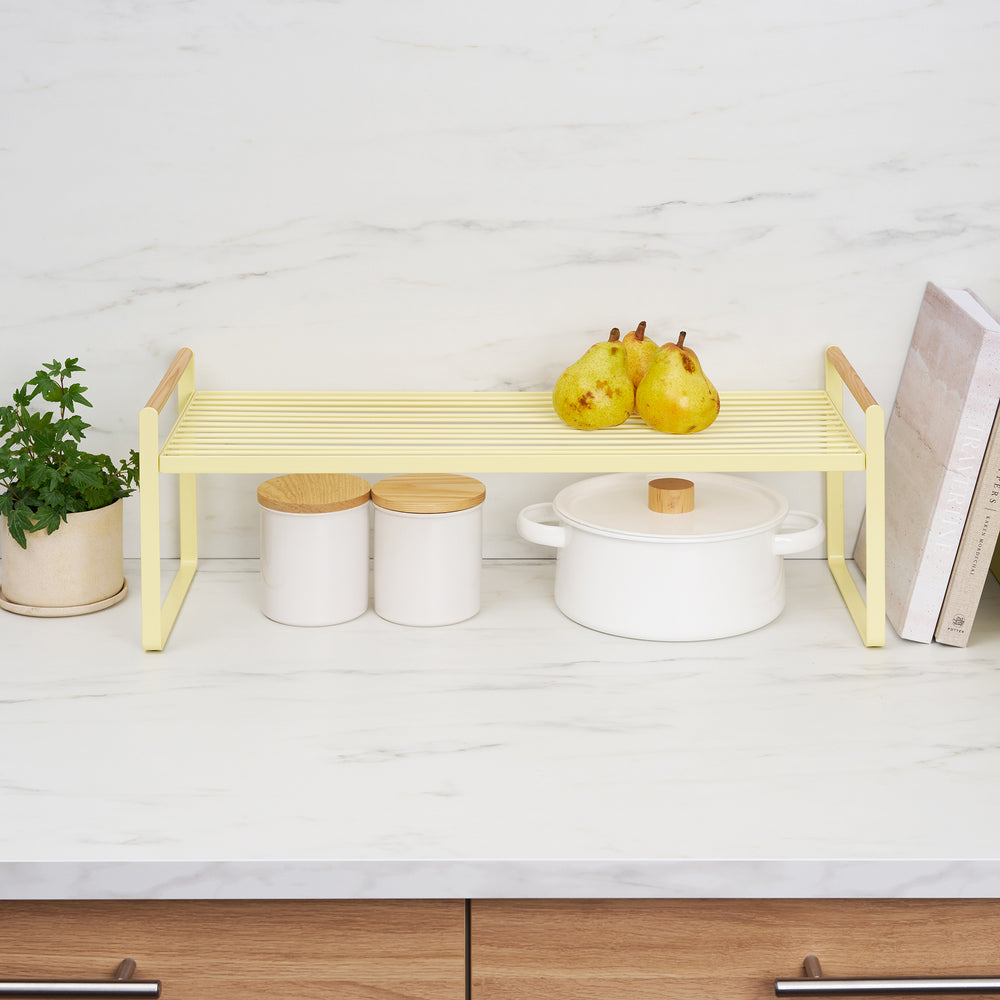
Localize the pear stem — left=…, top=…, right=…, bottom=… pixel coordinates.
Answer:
left=608, top=328, right=621, bottom=343
left=677, top=331, right=687, bottom=348
left=635, top=320, right=646, bottom=342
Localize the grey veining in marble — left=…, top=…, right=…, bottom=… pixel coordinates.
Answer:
left=2, top=559, right=1000, bottom=899
left=3, top=0, right=1000, bottom=901
left=2, top=0, right=999, bottom=558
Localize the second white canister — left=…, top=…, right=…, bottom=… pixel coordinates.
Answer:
left=372, top=473, right=486, bottom=626
left=258, top=473, right=371, bottom=627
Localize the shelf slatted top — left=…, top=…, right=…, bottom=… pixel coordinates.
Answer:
left=158, top=390, right=867, bottom=474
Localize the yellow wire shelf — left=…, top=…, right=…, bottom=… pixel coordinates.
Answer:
left=139, top=347, right=885, bottom=651
left=159, top=390, right=866, bottom=474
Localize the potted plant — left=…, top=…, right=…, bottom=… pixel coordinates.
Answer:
left=0, top=358, right=138, bottom=615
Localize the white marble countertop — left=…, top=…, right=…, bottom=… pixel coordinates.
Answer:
left=2, top=558, right=1000, bottom=901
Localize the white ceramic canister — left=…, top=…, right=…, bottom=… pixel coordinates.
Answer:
left=516, top=472, right=825, bottom=641
left=372, top=474, right=486, bottom=626
left=257, top=473, right=371, bottom=627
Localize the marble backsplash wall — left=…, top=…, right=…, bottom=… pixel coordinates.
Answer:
left=2, top=0, right=998, bottom=559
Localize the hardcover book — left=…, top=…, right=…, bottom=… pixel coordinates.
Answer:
left=934, top=402, right=1000, bottom=646
left=854, top=282, right=1000, bottom=642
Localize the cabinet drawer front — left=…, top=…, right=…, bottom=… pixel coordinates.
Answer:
left=0, top=900, right=465, bottom=1000
left=471, top=900, right=1000, bottom=1000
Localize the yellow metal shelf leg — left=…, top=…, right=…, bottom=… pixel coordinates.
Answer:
left=824, top=348, right=886, bottom=648
left=139, top=406, right=165, bottom=651
left=824, top=410, right=886, bottom=647
left=139, top=473, right=199, bottom=651
left=825, top=467, right=869, bottom=641
left=862, top=403, right=886, bottom=647
left=158, top=472, right=199, bottom=645
left=139, top=349, right=199, bottom=651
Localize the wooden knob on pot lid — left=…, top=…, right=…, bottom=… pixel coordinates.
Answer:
left=648, top=477, right=695, bottom=514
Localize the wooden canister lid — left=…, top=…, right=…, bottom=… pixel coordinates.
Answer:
left=648, top=477, right=695, bottom=514
left=371, top=474, right=486, bottom=514
left=257, top=473, right=371, bottom=514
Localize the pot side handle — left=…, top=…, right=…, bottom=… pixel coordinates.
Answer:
left=772, top=510, right=826, bottom=556
left=516, top=503, right=568, bottom=549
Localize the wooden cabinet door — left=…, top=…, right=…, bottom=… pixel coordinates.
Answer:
left=0, top=899, right=465, bottom=999
left=471, top=899, right=1000, bottom=999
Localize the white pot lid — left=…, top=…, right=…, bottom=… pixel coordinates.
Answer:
left=552, top=472, right=789, bottom=541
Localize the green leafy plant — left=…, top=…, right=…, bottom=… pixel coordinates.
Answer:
left=0, top=358, right=139, bottom=549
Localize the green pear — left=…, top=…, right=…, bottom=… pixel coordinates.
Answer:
left=552, top=328, right=635, bottom=430
left=621, top=320, right=659, bottom=390
left=636, top=331, right=720, bottom=434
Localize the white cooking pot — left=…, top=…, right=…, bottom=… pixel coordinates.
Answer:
left=516, top=472, right=825, bottom=641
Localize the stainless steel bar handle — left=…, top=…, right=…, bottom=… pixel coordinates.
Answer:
left=776, top=955, right=1000, bottom=996
left=0, top=959, right=160, bottom=998
left=777, top=977, right=1000, bottom=995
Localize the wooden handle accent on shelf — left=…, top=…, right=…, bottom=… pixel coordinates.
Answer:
left=145, top=348, right=194, bottom=413
left=648, top=478, right=695, bottom=514
left=827, top=346, right=878, bottom=412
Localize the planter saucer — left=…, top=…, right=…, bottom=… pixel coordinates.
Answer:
left=0, top=579, right=128, bottom=618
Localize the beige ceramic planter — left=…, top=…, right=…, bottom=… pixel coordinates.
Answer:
left=0, top=498, right=127, bottom=616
